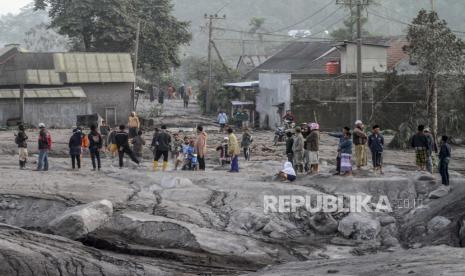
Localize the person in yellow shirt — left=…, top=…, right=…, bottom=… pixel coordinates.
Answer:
left=227, top=127, right=240, bottom=172
left=128, top=111, right=140, bottom=138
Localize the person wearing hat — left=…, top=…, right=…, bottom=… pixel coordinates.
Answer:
left=353, top=120, right=368, bottom=170
left=15, top=124, right=28, bottom=169
left=36, top=123, right=52, bottom=171
left=307, top=123, right=320, bottom=174
left=424, top=127, right=437, bottom=174
left=292, top=126, right=305, bottom=173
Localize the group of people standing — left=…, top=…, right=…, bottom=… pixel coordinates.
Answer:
left=166, top=83, right=193, bottom=108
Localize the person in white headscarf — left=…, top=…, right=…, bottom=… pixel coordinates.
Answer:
left=278, top=161, right=297, bottom=182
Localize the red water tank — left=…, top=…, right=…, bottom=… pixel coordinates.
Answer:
left=326, top=61, right=340, bottom=75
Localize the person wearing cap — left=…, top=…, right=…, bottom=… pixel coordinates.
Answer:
left=353, top=120, right=368, bottom=170
left=424, top=127, right=438, bottom=174
left=227, top=127, right=240, bottom=172
left=307, top=123, right=320, bottom=174
left=411, top=125, right=429, bottom=171
left=36, top=123, right=52, bottom=171
left=368, top=125, right=384, bottom=174
left=15, top=124, right=28, bottom=170
left=292, top=126, right=305, bottom=173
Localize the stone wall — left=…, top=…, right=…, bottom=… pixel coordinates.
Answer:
left=291, top=74, right=426, bottom=131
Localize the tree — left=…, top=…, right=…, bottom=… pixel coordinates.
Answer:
left=406, top=9, right=465, bottom=137
left=330, top=1, right=376, bottom=41
left=24, top=23, right=69, bottom=52
left=34, top=0, right=191, bottom=73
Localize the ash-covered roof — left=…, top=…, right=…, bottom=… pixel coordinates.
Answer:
left=0, top=46, right=134, bottom=85
left=0, top=86, right=87, bottom=99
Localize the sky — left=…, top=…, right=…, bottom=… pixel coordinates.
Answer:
left=0, top=0, right=32, bottom=16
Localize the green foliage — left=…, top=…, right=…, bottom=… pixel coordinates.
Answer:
left=330, top=2, right=374, bottom=41
left=24, top=23, right=70, bottom=51
left=34, top=0, right=191, bottom=73
left=249, top=17, right=266, bottom=33
left=406, top=10, right=464, bottom=77
left=183, top=56, right=240, bottom=113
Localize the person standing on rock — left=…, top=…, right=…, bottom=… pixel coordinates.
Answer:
left=69, top=128, right=82, bottom=170
left=128, top=112, right=140, bottom=139
left=353, top=120, right=368, bottom=170
left=307, top=123, right=320, bottom=174
left=285, top=131, right=294, bottom=165
left=411, top=125, right=429, bottom=171
left=227, top=127, right=240, bottom=173
left=36, top=123, right=52, bottom=171
left=438, top=135, right=451, bottom=188
left=195, top=125, right=208, bottom=171
left=368, top=125, right=384, bottom=174
left=424, top=127, right=438, bottom=174
left=115, top=125, right=140, bottom=169
left=217, top=111, right=228, bottom=133
left=241, top=127, right=253, bottom=161
left=88, top=125, right=103, bottom=171
left=15, top=124, right=28, bottom=170
left=292, top=126, right=305, bottom=173
left=152, top=125, right=171, bottom=172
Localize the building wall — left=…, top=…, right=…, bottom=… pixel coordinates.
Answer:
left=257, top=73, right=291, bottom=129
left=80, top=83, right=132, bottom=126
left=0, top=98, right=90, bottom=128
left=291, top=75, right=424, bottom=131
left=340, top=45, right=388, bottom=74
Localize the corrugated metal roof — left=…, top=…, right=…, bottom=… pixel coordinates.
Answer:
left=0, top=87, right=87, bottom=99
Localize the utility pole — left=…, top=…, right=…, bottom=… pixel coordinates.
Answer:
left=132, top=19, right=141, bottom=111
left=430, top=0, right=435, bottom=11
left=356, top=0, right=362, bottom=121
left=204, top=14, right=226, bottom=114
left=337, top=0, right=369, bottom=121
left=19, top=84, right=24, bottom=124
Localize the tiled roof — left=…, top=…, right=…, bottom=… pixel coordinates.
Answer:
left=0, top=86, right=87, bottom=99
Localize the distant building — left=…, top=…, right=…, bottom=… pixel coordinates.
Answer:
left=0, top=44, right=134, bottom=127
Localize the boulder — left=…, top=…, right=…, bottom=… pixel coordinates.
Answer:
left=308, top=213, right=338, bottom=235
left=48, top=199, right=113, bottom=240
left=427, top=216, right=451, bottom=234
left=428, top=185, right=451, bottom=199
left=338, top=212, right=381, bottom=240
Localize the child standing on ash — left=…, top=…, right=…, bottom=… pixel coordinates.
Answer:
left=368, top=125, right=384, bottom=174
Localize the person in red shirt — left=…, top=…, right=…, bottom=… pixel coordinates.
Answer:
left=36, top=123, right=52, bottom=171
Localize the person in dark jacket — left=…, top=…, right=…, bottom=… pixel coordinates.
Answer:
left=36, top=123, right=52, bottom=171
left=411, top=125, right=430, bottom=171
left=438, top=135, right=451, bottom=187
left=69, top=128, right=83, bottom=170
left=368, top=125, right=384, bottom=174
left=152, top=125, right=172, bottom=171
left=132, top=130, right=146, bottom=160
left=115, top=125, right=139, bottom=168
left=285, top=131, right=294, bottom=165
left=15, top=124, right=28, bottom=169
left=88, top=125, right=103, bottom=170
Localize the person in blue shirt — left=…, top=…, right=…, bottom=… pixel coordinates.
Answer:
left=438, top=135, right=452, bottom=187
left=368, top=125, right=385, bottom=174
left=328, top=127, right=351, bottom=175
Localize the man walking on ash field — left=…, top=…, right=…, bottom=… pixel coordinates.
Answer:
left=152, top=125, right=171, bottom=172
left=227, top=127, right=240, bottom=173
left=353, top=120, right=368, bottom=170
left=115, top=125, right=139, bottom=169
left=196, top=126, right=208, bottom=171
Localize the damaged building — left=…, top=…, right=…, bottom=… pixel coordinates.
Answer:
left=0, top=44, right=135, bottom=127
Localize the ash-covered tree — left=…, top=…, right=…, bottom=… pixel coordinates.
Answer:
left=34, top=0, right=191, bottom=73
left=330, top=1, right=376, bottom=40
left=406, top=9, right=465, bottom=137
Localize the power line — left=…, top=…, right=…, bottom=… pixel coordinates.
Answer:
left=269, top=0, right=335, bottom=33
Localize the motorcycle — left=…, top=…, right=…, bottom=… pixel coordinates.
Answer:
left=273, top=126, right=286, bottom=146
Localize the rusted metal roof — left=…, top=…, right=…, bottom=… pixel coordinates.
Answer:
left=0, top=87, right=87, bottom=99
